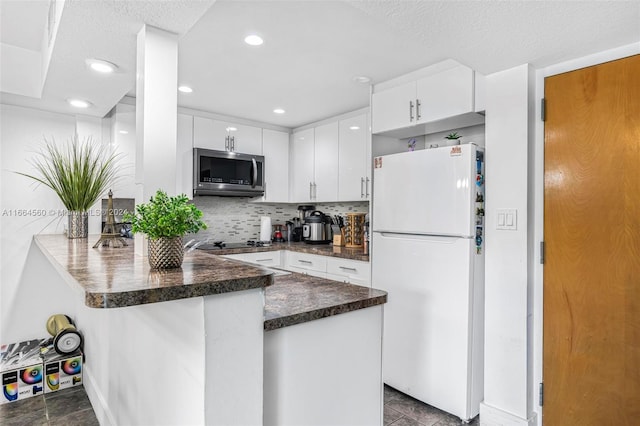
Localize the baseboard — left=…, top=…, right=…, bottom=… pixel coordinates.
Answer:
left=480, top=402, right=537, bottom=426
left=83, top=367, right=117, bottom=426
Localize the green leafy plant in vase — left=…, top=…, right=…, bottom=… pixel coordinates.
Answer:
left=124, top=190, right=207, bottom=269
left=444, top=132, right=462, bottom=145
left=17, top=135, right=121, bottom=238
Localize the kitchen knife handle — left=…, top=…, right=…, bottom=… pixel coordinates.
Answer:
left=409, top=100, right=414, bottom=122
left=416, top=98, right=421, bottom=120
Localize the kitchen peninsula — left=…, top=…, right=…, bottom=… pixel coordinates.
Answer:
left=33, top=234, right=386, bottom=426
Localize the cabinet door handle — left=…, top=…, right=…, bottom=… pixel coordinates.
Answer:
left=255, top=258, right=272, bottom=262
left=225, top=136, right=229, bottom=151
left=309, top=182, right=313, bottom=200
left=416, top=99, right=421, bottom=121
left=231, top=136, right=235, bottom=151
left=298, top=259, right=312, bottom=264
left=365, top=177, right=370, bottom=198
left=361, top=177, right=365, bottom=198
left=339, top=266, right=358, bottom=272
left=313, top=182, right=317, bottom=200
left=409, top=100, right=414, bottom=122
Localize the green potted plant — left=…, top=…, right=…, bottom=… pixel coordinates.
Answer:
left=124, top=190, right=207, bottom=269
left=444, top=132, right=462, bottom=145
left=17, top=135, right=121, bottom=238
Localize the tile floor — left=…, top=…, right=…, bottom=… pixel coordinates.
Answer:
left=0, top=386, right=98, bottom=426
left=384, top=385, right=480, bottom=426
left=2, top=383, right=479, bottom=425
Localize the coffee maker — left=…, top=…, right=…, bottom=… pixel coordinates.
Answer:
left=292, top=205, right=315, bottom=242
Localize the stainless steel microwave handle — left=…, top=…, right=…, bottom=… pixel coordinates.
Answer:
left=251, top=158, right=257, bottom=188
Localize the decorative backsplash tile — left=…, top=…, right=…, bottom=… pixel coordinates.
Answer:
left=192, top=197, right=369, bottom=242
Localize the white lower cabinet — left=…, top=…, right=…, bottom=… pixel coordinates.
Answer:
left=284, top=251, right=328, bottom=278
left=222, top=251, right=282, bottom=268
left=326, top=257, right=370, bottom=286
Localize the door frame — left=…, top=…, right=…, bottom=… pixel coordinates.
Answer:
left=532, top=43, right=640, bottom=425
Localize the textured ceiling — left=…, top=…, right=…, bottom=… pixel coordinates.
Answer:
left=1, top=0, right=639, bottom=127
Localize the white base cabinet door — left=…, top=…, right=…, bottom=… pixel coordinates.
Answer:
left=264, top=305, right=384, bottom=426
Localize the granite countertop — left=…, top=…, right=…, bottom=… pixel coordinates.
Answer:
left=264, top=271, right=386, bottom=331
left=206, top=241, right=369, bottom=262
left=34, top=235, right=273, bottom=309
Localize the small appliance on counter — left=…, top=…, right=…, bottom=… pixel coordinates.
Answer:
left=302, top=210, right=332, bottom=244
left=293, top=205, right=315, bottom=242
left=272, top=224, right=285, bottom=242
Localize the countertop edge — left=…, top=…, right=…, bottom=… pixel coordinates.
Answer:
left=264, top=293, right=387, bottom=331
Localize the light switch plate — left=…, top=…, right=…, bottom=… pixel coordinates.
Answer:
left=496, top=209, right=517, bottom=230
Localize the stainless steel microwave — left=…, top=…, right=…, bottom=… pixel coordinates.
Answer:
left=193, top=148, right=265, bottom=197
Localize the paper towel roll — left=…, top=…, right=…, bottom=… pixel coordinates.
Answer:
left=260, top=216, right=272, bottom=242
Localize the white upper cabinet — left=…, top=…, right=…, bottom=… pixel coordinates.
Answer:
left=338, top=113, right=369, bottom=201
left=371, top=61, right=485, bottom=136
left=371, top=82, right=416, bottom=135
left=261, top=129, right=290, bottom=203
left=313, top=122, right=339, bottom=202
left=176, top=113, right=194, bottom=199
left=416, top=65, right=474, bottom=123
left=290, top=128, right=315, bottom=202
left=193, top=116, right=262, bottom=155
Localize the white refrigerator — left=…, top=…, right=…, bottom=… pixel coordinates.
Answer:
left=371, top=143, right=484, bottom=422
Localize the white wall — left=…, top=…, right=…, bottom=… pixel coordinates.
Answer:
left=480, top=64, right=536, bottom=426
left=0, top=104, right=120, bottom=343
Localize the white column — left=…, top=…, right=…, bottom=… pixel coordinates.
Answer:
left=480, top=64, right=536, bottom=426
left=135, top=25, right=178, bottom=254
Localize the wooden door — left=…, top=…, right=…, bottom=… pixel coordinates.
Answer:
left=543, top=55, right=640, bottom=425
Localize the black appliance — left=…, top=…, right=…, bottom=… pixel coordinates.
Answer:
left=193, top=148, right=265, bottom=197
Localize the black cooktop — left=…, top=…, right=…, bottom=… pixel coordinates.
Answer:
left=196, top=240, right=268, bottom=250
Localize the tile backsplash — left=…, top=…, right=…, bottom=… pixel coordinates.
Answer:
left=192, top=197, right=369, bottom=242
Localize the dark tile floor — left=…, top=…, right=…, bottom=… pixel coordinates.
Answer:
left=0, top=386, right=98, bottom=426
left=2, top=383, right=478, bottom=425
left=384, top=385, right=480, bottom=426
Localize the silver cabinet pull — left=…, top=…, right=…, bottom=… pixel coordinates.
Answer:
left=225, top=136, right=229, bottom=151
left=298, top=259, right=312, bottom=264
left=409, top=100, right=414, bottom=122
left=416, top=99, right=421, bottom=120
left=309, top=182, right=313, bottom=200
left=365, top=177, right=370, bottom=198
left=339, top=266, right=358, bottom=272
left=231, top=136, right=235, bottom=151
left=313, top=182, right=317, bottom=200
left=255, top=258, right=272, bottom=262
left=361, top=177, right=365, bottom=198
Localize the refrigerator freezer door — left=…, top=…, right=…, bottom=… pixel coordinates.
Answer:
left=372, top=232, right=477, bottom=420
left=372, top=144, right=476, bottom=237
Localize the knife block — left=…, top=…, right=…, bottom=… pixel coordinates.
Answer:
left=344, top=213, right=366, bottom=248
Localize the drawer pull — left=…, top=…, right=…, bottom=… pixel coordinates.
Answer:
left=339, top=266, right=357, bottom=272
left=255, top=259, right=272, bottom=262
left=298, top=259, right=312, bottom=264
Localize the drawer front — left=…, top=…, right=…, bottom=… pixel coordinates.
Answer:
left=285, top=251, right=327, bottom=273
left=224, top=251, right=281, bottom=267
left=326, top=258, right=370, bottom=285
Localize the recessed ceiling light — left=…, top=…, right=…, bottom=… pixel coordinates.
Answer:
left=178, top=86, right=193, bottom=93
left=244, top=35, right=264, bottom=46
left=67, top=99, right=91, bottom=108
left=226, top=127, right=237, bottom=132
left=86, top=59, right=117, bottom=74
left=349, top=126, right=360, bottom=130
left=352, top=75, right=371, bottom=84
left=119, top=130, right=129, bottom=134
left=273, top=108, right=285, bottom=114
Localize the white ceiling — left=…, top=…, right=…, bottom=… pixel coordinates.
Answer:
left=1, top=0, right=639, bottom=128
